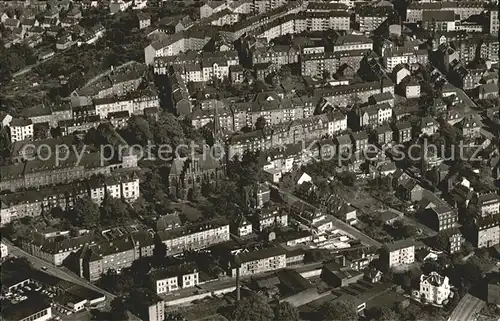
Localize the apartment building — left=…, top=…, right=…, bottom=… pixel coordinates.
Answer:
left=58, top=116, right=101, bottom=136
left=333, top=34, right=373, bottom=52
left=422, top=11, right=457, bottom=32
left=79, top=234, right=144, bottom=281
left=471, top=192, right=500, bottom=217
left=8, top=118, right=33, bottom=142
left=73, top=62, right=146, bottom=104
left=260, top=143, right=304, bottom=175
left=203, top=9, right=240, bottom=26
left=153, top=51, right=239, bottom=77
left=252, top=45, right=299, bottom=67
left=0, top=161, right=140, bottom=218
left=490, top=9, right=498, bottom=35
left=252, top=0, right=287, bottom=14
left=418, top=272, right=451, bottom=305
left=89, top=173, right=140, bottom=205
left=20, top=231, right=95, bottom=266
left=130, top=292, right=165, bottom=321
left=227, top=113, right=334, bottom=158
left=382, top=239, right=415, bottom=268
left=255, top=206, right=288, bottom=231
left=157, top=219, right=230, bottom=255
left=199, top=1, right=230, bottom=19
left=394, top=121, right=412, bottom=143
left=18, top=104, right=73, bottom=127
left=383, top=46, right=428, bottom=72
left=150, top=263, right=199, bottom=294
left=316, top=79, right=394, bottom=108
left=169, top=68, right=193, bottom=116
left=470, top=216, right=500, bottom=248
left=306, top=2, right=349, bottom=13
left=232, top=246, right=287, bottom=277
left=356, top=6, right=390, bottom=33
left=439, top=229, right=463, bottom=254
left=232, top=92, right=314, bottom=130
left=144, top=29, right=213, bottom=65
left=406, top=2, right=484, bottom=23
left=252, top=11, right=350, bottom=42
left=358, top=102, right=392, bottom=127
left=479, top=37, right=499, bottom=61
left=424, top=206, right=458, bottom=232
left=94, top=90, right=160, bottom=119
left=300, top=49, right=367, bottom=78
left=301, top=51, right=339, bottom=78
left=190, top=104, right=234, bottom=131
left=219, top=1, right=304, bottom=41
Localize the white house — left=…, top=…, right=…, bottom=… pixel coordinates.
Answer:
left=377, top=104, right=393, bottom=124
left=257, top=208, right=288, bottom=231
left=0, top=112, right=13, bottom=127
left=151, top=267, right=199, bottom=294
left=237, top=217, right=252, bottom=236
left=404, top=80, right=421, bottom=99
left=9, top=118, right=33, bottom=142
left=418, top=272, right=451, bottom=305
left=382, top=239, right=415, bottom=268
left=1, top=242, right=8, bottom=259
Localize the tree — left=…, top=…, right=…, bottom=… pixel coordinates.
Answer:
left=110, top=297, right=127, bottom=321
left=255, top=116, right=267, bottom=130
left=125, top=115, right=153, bottom=146
left=421, top=259, right=442, bottom=274
left=274, top=302, right=299, bottom=321
left=99, top=269, right=134, bottom=295
left=319, top=300, right=358, bottom=321
left=152, top=111, right=186, bottom=148
left=339, top=172, right=356, bottom=186
left=101, top=197, right=130, bottom=226
left=229, top=296, right=274, bottom=321
left=378, top=307, right=399, bottom=321
left=322, top=70, right=331, bottom=81
left=140, top=170, right=168, bottom=203
left=0, top=127, right=11, bottom=165
left=33, top=123, right=49, bottom=140
left=431, top=234, right=450, bottom=252
left=71, top=197, right=100, bottom=228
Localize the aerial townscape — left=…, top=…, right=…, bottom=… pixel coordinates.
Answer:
left=0, top=0, right=500, bottom=320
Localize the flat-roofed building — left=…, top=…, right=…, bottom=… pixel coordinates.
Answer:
left=9, top=118, right=33, bottom=142
left=157, top=218, right=230, bottom=255
left=150, top=263, right=199, bottom=294
left=232, top=246, right=287, bottom=277
left=381, top=239, right=415, bottom=268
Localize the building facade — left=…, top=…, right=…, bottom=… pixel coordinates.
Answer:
left=418, top=272, right=451, bottom=305
left=382, top=239, right=415, bottom=268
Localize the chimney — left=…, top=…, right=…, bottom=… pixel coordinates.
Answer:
left=234, top=254, right=241, bottom=301
left=236, top=266, right=241, bottom=301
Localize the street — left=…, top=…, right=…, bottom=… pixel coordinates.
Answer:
left=2, top=238, right=116, bottom=301
left=448, top=293, right=485, bottom=321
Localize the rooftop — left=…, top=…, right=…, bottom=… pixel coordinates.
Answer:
left=383, top=238, right=415, bottom=252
